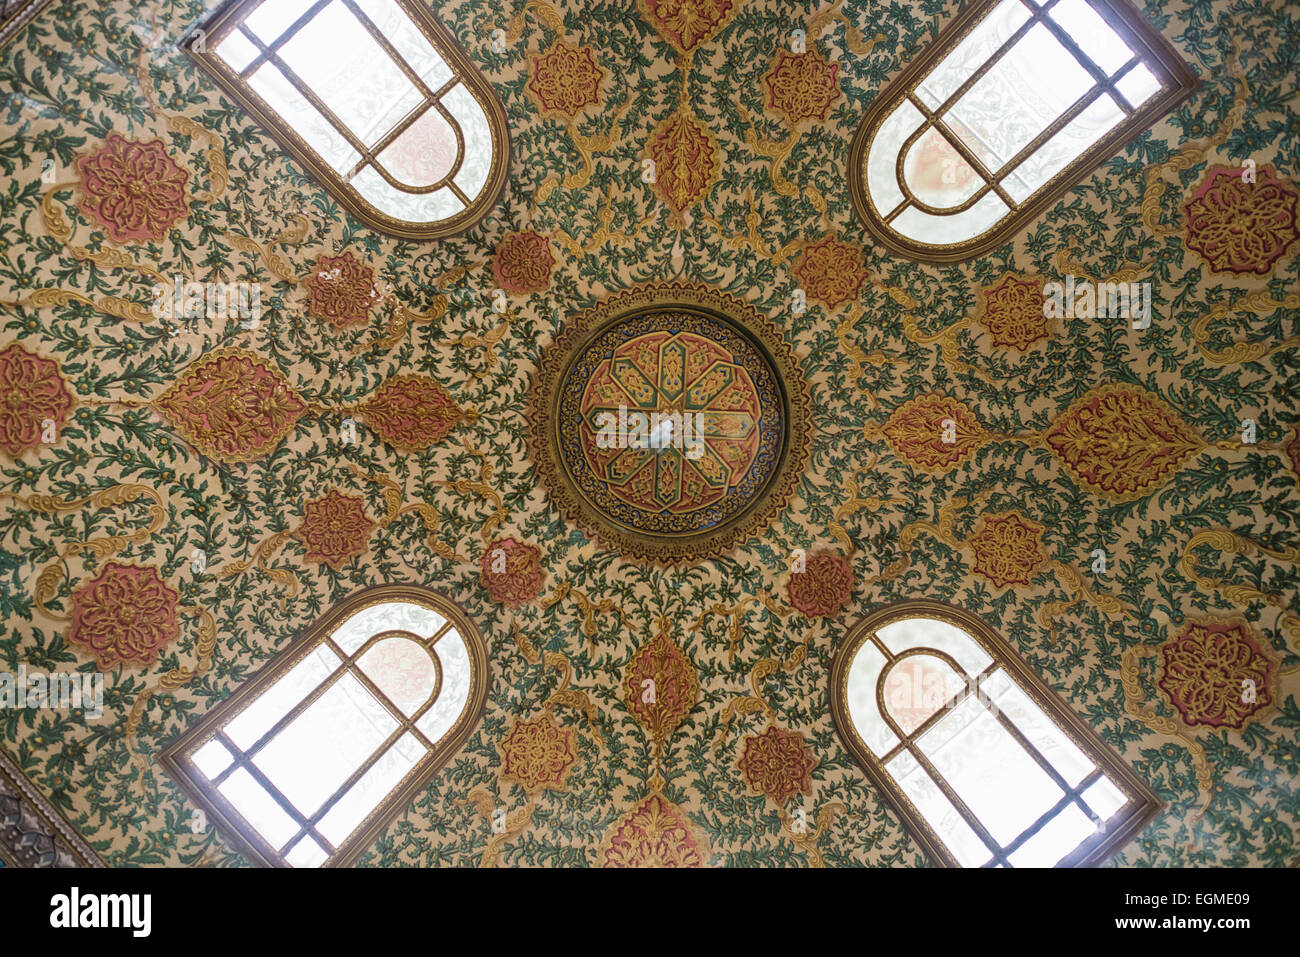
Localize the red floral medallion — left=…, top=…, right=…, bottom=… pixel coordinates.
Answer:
left=479, top=537, right=546, bottom=608
left=647, top=110, right=719, bottom=216
left=968, top=513, right=1047, bottom=588
left=636, top=0, right=737, bottom=54
left=303, top=252, right=380, bottom=327
left=154, top=349, right=307, bottom=463
left=978, top=274, right=1050, bottom=351
left=787, top=549, right=854, bottom=618
left=499, top=714, right=578, bottom=794
left=623, top=619, right=699, bottom=748
left=358, top=375, right=464, bottom=451
left=1044, top=385, right=1201, bottom=501
left=1158, top=619, right=1275, bottom=729
left=763, top=49, right=841, bottom=126
left=295, top=490, right=374, bottom=569
left=69, top=562, right=180, bottom=668
left=1183, top=165, right=1300, bottom=276
left=880, top=394, right=985, bottom=471
left=492, top=230, right=556, bottom=295
left=601, top=791, right=708, bottom=867
left=738, top=725, right=816, bottom=804
left=75, top=134, right=189, bottom=243
left=527, top=40, right=604, bottom=117
left=794, top=234, right=867, bottom=309
left=0, top=342, right=74, bottom=457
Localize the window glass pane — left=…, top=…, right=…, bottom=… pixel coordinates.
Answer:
left=252, top=672, right=399, bottom=815
left=218, top=768, right=300, bottom=849
left=919, top=695, right=1064, bottom=846
left=1003, top=93, right=1124, bottom=201
left=981, top=670, right=1094, bottom=786
left=874, top=618, right=993, bottom=676
left=882, top=654, right=969, bottom=734
left=1115, top=63, right=1162, bottom=108
left=317, top=733, right=424, bottom=846
left=247, top=61, right=360, bottom=173
left=1082, top=776, right=1127, bottom=821
left=192, top=739, right=234, bottom=779
left=866, top=100, right=924, bottom=216
left=225, top=644, right=340, bottom=750
left=414, top=630, right=473, bottom=743
left=357, top=635, right=438, bottom=716
left=903, top=128, right=983, bottom=209
left=215, top=29, right=259, bottom=72
left=243, top=0, right=320, bottom=43
left=376, top=105, right=459, bottom=187
left=891, top=191, right=1009, bottom=244
left=944, top=23, right=1095, bottom=171
left=1007, top=802, right=1095, bottom=867
left=845, top=638, right=900, bottom=757
left=284, top=834, right=330, bottom=868
left=279, top=1, right=423, bottom=146
left=332, top=601, right=447, bottom=654
left=352, top=166, right=464, bottom=222
left=887, top=750, right=993, bottom=866
left=917, top=0, right=1031, bottom=109
left=443, top=83, right=493, bottom=199
left=1049, top=0, right=1134, bottom=75
left=354, top=0, right=454, bottom=89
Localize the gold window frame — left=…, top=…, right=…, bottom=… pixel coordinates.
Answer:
left=847, top=0, right=1197, bottom=263
left=182, top=0, right=511, bottom=240
left=161, top=584, right=490, bottom=868
left=829, top=599, right=1161, bottom=867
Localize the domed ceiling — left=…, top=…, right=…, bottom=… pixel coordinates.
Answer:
left=0, top=0, right=1298, bottom=867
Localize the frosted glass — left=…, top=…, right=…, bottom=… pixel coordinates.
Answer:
left=415, top=630, right=472, bottom=742
left=891, top=191, right=1009, bottom=244
left=887, top=750, right=993, bottom=866
left=882, top=654, right=969, bottom=734
left=866, top=100, right=923, bottom=216
left=279, top=1, right=423, bottom=146
left=1008, top=802, right=1095, bottom=867
left=253, top=672, right=398, bottom=815
left=331, top=601, right=446, bottom=654
left=919, top=696, right=1063, bottom=846
left=192, top=739, right=234, bottom=779
left=845, top=638, right=900, bottom=757
left=215, top=30, right=259, bottom=72
left=357, top=636, right=439, bottom=716
left=354, top=0, right=453, bottom=90
left=225, top=645, right=340, bottom=750
left=218, top=768, right=299, bottom=850
left=1083, top=776, right=1127, bottom=822
left=1116, top=63, right=1162, bottom=108
left=945, top=24, right=1095, bottom=171
left=284, top=835, right=329, bottom=868
left=444, top=84, right=493, bottom=200
left=875, top=618, right=993, bottom=676
left=244, top=0, right=319, bottom=44
left=377, top=105, right=458, bottom=187
left=316, top=733, right=424, bottom=846
left=982, top=670, right=1094, bottom=786
left=916, top=0, right=1032, bottom=109
left=1050, top=0, right=1134, bottom=75
left=1003, top=93, right=1124, bottom=202
left=247, top=62, right=360, bottom=173
left=903, top=127, right=984, bottom=209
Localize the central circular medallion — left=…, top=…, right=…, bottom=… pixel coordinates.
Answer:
left=529, top=282, right=811, bottom=564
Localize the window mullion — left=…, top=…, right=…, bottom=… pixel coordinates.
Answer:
left=907, top=744, right=1009, bottom=865
left=237, top=0, right=333, bottom=79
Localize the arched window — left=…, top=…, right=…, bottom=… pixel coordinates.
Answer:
left=847, top=0, right=1196, bottom=263
left=830, top=600, right=1159, bottom=867
left=184, top=0, right=510, bottom=239
left=162, top=585, right=488, bottom=867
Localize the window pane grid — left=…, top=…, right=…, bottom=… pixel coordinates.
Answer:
left=870, top=638, right=1103, bottom=865
left=891, top=0, right=1149, bottom=222
left=833, top=605, right=1161, bottom=867
left=233, top=1, right=471, bottom=197
left=850, top=0, right=1196, bottom=260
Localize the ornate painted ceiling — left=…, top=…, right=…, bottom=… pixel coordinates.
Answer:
left=0, top=0, right=1298, bottom=867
